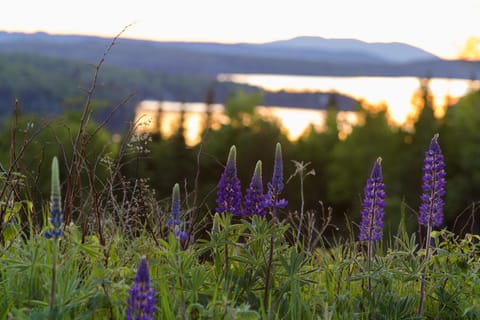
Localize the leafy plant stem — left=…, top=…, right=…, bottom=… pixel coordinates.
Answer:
left=176, top=253, right=187, bottom=319
left=295, top=172, right=305, bottom=248
left=417, top=224, right=432, bottom=315
left=264, top=234, right=274, bottom=315
left=264, top=207, right=277, bottom=315
left=49, top=240, right=58, bottom=319
left=367, top=239, right=372, bottom=292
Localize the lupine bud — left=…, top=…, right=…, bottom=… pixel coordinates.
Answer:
left=167, top=183, right=188, bottom=241
left=244, top=161, right=269, bottom=216
left=126, top=256, right=156, bottom=320
left=358, top=157, right=386, bottom=242
left=215, top=146, right=242, bottom=215
left=267, top=143, right=288, bottom=209
left=419, top=134, right=446, bottom=227
left=270, top=143, right=284, bottom=194
left=45, top=157, right=62, bottom=239
left=167, top=183, right=182, bottom=227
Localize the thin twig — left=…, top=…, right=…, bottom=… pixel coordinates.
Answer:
left=64, top=24, right=132, bottom=225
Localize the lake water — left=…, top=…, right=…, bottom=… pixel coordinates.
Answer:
left=134, top=100, right=360, bottom=146
left=219, top=74, right=480, bottom=123
left=135, top=74, right=479, bottom=145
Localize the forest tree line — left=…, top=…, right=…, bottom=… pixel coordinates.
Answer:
left=2, top=79, right=480, bottom=239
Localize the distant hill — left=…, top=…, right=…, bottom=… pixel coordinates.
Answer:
left=263, top=36, right=439, bottom=63
left=0, top=52, right=358, bottom=132
left=0, top=31, right=479, bottom=79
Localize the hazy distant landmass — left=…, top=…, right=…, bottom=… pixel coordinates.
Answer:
left=0, top=31, right=479, bottom=79
left=260, top=36, right=440, bottom=63
left=0, top=50, right=357, bottom=132
left=0, top=31, right=478, bottom=132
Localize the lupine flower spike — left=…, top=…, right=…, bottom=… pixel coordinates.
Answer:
left=216, top=145, right=242, bottom=215
left=167, top=183, right=187, bottom=241
left=244, top=161, right=269, bottom=216
left=267, top=143, right=288, bottom=210
left=419, top=133, right=446, bottom=228
left=417, top=134, right=446, bottom=316
left=45, top=156, right=62, bottom=239
left=126, top=256, right=156, bottom=320
left=358, top=157, right=386, bottom=242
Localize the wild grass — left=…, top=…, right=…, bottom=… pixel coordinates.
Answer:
left=2, top=202, right=480, bottom=319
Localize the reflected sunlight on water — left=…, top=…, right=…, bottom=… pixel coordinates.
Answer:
left=134, top=101, right=228, bottom=146
left=219, top=74, right=477, bottom=124
left=134, top=100, right=359, bottom=146
left=135, top=75, right=478, bottom=146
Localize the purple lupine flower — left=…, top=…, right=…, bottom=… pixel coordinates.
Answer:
left=167, top=183, right=188, bottom=241
left=126, top=256, right=156, bottom=320
left=266, top=143, right=288, bottom=209
left=216, top=146, right=243, bottom=215
left=45, top=157, right=63, bottom=239
left=419, top=134, right=446, bottom=227
left=244, top=161, right=269, bottom=216
left=358, top=157, right=386, bottom=242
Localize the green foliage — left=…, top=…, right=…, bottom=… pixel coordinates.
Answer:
left=4, top=166, right=480, bottom=320
left=224, top=90, right=263, bottom=125
left=28, top=85, right=478, bottom=240
left=441, top=90, right=480, bottom=227
left=326, top=108, right=405, bottom=233
left=0, top=111, right=115, bottom=215
left=2, top=142, right=480, bottom=319
left=4, top=42, right=480, bottom=319
left=0, top=52, right=255, bottom=132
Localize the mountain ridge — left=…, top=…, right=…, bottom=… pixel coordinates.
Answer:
left=0, top=31, right=439, bottom=63
left=262, top=36, right=440, bottom=63
left=0, top=31, right=479, bottom=80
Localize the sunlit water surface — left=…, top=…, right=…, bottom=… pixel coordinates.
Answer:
left=135, top=75, right=478, bottom=145
left=134, top=101, right=360, bottom=146
left=219, top=74, right=478, bottom=123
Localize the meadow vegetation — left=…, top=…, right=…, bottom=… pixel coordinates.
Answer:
left=1, top=38, right=480, bottom=319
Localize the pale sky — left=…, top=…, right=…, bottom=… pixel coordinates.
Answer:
left=2, top=0, right=480, bottom=59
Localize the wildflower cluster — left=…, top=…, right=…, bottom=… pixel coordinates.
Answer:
left=357, top=134, right=446, bottom=242
left=215, top=143, right=287, bottom=217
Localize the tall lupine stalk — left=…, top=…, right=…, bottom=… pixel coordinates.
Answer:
left=167, top=183, right=187, bottom=242
left=358, top=157, right=386, bottom=291
left=243, top=161, right=268, bottom=216
left=266, top=143, right=288, bottom=221
left=168, top=183, right=188, bottom=316
left=45, top=157, right=63, bottom=240
left=215, top=146, right=242, bottom=295
left=215, top=145, right=242, bottom=215
left=264, top=143, right=287, bottom=310
left=45, top=157, right=62, bottom=319
left=417, top=134, right=446, bottom=316
left=126, top=256, right=156, bottom=320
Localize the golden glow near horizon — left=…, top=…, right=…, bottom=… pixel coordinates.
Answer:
left=2, top=0, right=480, bottom=59
left=458, top=37, right=480, bottom=60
